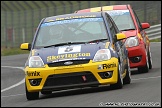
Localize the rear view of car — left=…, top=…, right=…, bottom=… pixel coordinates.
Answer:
left=75, top=4, right=153, bottom=73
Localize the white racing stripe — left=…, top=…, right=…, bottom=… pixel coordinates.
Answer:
left=1, top=66, right=25, bottom=93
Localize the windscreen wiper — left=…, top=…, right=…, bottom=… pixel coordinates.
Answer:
left=121, top=28, right=135, bottom=31
left=44, top=42, right=86, bottom=48
left=87, top=38, right=108, bottom=43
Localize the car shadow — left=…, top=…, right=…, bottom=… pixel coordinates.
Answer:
left=39, top=85, right=115, bottom=100
left=130, top=67, right=158, bottom=75
left=130, top=69, right=140, bottom=75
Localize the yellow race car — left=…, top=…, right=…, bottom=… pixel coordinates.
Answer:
left=20, top=12, right=131, bottom=100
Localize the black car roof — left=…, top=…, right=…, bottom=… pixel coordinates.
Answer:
left=43, top=12, right=104, bottom=23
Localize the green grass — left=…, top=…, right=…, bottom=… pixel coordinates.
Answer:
left=150, top=38, right=161, bottom=42
left=1, top=47, right=29, bottom=56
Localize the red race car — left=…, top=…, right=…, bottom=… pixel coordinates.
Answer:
left=75, top=4, right=152, bottom=73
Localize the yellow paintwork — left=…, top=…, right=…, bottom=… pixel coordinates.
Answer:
left=122, top=69, right=127, bottom=78
left=137, top=33, right=143, bottom=40
left=25, top=57, right=123, bottom=92
left=89, top=6, right=113, bottom=12
left=102, top=6, right=113, bottom=11
left=56, top=15, right=97, bottom=21
left=90, top=7, right=101, bottom=12
left=20, top=43, right=29, bottom=50
left=116, top=33, right=126, bottom=40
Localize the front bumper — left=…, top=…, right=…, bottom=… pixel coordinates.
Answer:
left=25, top=58, right=119, bottom=92
left=127, top=44, right=147, bottom=68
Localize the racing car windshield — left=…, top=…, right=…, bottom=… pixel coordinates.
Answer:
left=44, top=42, right=86, bottom=48
left=106, top=10, right=135, bottom=31
left=34, top=17, right=108, bottom=48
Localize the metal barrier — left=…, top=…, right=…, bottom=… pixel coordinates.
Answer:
left=145, top=24, right=161, bottom=40
left=1, top=1, right=161, bottom=48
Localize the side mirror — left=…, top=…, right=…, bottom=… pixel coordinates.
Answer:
left=116, top=33, right=126, bottom=41
left=141, top=23, right=150, bottom=29
left=20, top=43, right=31, bottom=51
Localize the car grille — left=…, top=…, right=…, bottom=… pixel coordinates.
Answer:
left=48, top=59, right=90, bottom=67
left=43, top=71, right=98, bottom=87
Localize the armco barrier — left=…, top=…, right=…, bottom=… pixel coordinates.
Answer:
left=145, top=24, right=161, bottom=40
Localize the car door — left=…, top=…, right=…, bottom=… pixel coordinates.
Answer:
left=132, top=9, right=149, bottom=50
left=105, top=13, right=126, bottom=74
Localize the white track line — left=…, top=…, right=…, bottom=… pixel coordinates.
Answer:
left=1, top=93, right=25, bottom=98
left=1, top=65, right=161, bottom=96
left=1, top=66, right=25, bottom=93
left=132, top=76, right=161, bottom=81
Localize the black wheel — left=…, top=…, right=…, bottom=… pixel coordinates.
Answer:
left=148, top=46, right=152, bottom=69
left=25, top=83, right=39, bottom=100
left=123, top=58, right=131, bottom=84
left=110, top=63, right=123, bottom=89
left=41, top=91, right=52, bottom=95
left=138, top=50, right=149, bottom=73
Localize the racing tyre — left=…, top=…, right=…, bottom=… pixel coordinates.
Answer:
left=25, top=83, right=39, bottom=100
left=123, top=58, right=131, bottom=84
left=148, top=46, right=152, bottom=69
left=41, top=91, right=52, bottom=95
left=138, top=50, right=149, bottom=73
left=110, top=63, right=123, bottom=89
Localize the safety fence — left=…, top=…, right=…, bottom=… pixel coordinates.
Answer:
left=145, top=24, right=161, bottom=40
left=1, top=1, right=161, bottom=48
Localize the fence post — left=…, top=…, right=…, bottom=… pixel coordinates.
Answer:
left=157, top=2, right=161, bottom=24
left=22, top=28, right=25, bottom=43
left=78, top=1, right=81, bottom=10
left=108, top=1, right=110, bottom=5
left=144, top=1, right=147, bottom=22
left=88, top=1, right=90, bottom=8
left=5, top=12, right=7, bottom=48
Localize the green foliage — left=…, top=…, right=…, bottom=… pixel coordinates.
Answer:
left=150, top=38, right=161, bottom=42
left=1, top=48, right=29, bottom=56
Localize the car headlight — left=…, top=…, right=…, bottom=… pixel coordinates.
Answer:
left=29, top=56, right=45, bottom=68
left=125, top=36, right=139, bottom=47
left=93, top=49, right=111, bottom=62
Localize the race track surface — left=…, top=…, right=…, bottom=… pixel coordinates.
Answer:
left=1, top=42, right=161, bottom=107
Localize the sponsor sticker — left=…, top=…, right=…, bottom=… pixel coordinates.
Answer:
left=26, top=71, right=40, bottom=77
left=47, top=53, right=90, bottom=62
left=102, top=63, right=117, bottom=69
left=107, top=10, right=129, bottom=16
left=58, top=45, right=81, bottom=54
